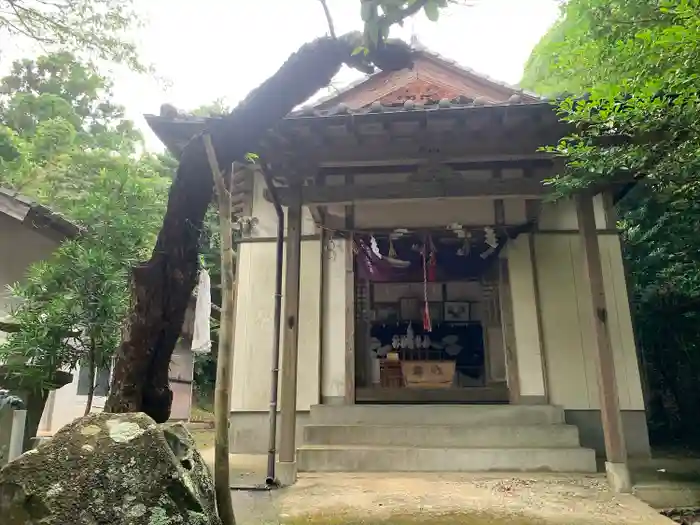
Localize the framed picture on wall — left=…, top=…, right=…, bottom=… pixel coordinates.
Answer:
left=444, top=301, right=472, bottom=322
left=399, top=297, right=421, bottom=321
left=429, top=302, right=443, bottom=323
left=374, top=303, right=399, bottom=323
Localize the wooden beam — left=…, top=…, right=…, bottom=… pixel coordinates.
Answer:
left=318, top=154, right=555, bottom=172
left=267, top=137, right=562, bottom=167
left=278, top=185, right=303, bottom=481
left=268, top=178, right=548, bottom=206
left=315, top=156, right=553, bottom=176
left=576, top=192, right=631, bottom=492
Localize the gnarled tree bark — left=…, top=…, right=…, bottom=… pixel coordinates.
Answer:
left=104, top=33, right=413, bottom=422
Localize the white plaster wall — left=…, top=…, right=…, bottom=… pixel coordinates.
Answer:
left=534, top=233, right=644, bottom=411
left=230, top=239, right=321, bottom=412
left=321, top=238, right=347, bottom=400
left=251, top=172, right=316, bottom=238
left=38, top=368, right=109, bottom=434
left=538, top=195, right=608, bottom=231
left=507, top=234, right=546, bottom=398
left=0, top=216, right=100, bottom=433
left=0, top=214, right=59, bottom=328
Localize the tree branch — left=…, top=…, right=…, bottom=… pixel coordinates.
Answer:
left=380, top=0, right=429, bottom=30
left=318, top=0, right=336, bottom=39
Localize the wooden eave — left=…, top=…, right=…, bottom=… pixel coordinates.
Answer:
left=145, top=100, right=568, bottom=169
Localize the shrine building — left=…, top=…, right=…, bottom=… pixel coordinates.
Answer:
left=146, top=46, right=648, bottom=491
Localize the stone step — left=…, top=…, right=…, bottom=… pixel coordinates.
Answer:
left=309, top=404, right=564, bottom=426
left=303, top=423, right=581, bottom=448
left=297, top=445, right=597, bottom=473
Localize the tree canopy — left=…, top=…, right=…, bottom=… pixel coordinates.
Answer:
left=0, top=0, right=142, bottom=69
left=0, top=51, right=170, bottom=396
left=522, top=0, right=700, bottom=445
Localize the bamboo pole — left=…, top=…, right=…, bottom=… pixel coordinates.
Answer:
left=203, top=133, right=236, bottom=525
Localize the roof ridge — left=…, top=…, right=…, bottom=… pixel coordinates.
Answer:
left=307, top=45, right=544, bottom=111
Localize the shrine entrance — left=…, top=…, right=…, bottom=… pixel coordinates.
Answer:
left=351, top=225, right=525, bottom=404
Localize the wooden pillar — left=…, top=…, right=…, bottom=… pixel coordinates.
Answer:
left=576, top=192, right=631, bottom=492
left=498, top=258, right=520, bottom=404
left=343, top=174, right=356, bottom=404
left=344, top=236, right=356, bottom=404
left=277, top=185, right=303, bottom=485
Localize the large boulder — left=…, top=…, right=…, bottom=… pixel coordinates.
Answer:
left=0, top=412, right=222, bottom=525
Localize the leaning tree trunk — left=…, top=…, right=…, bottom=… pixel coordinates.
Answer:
left=104, top=32, right=413, bottom=422
left=83, top=342, right=96, bottom=417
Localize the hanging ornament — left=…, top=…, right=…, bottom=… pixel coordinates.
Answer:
left=422, top=304, right=432, bottom=332
left=484, top=226, right=498, bottom=249
left=457, top=230, right=471, bottom=256
left=391, top=228, right=409, bottom=240
left=480, top=227, right=499, bottom=260
left=421, top=243, right=432, bottom=332
left=370, top=235, right=383, bottom=259
left=427, top=235, right=437, bottom=282
left=405, top=323, right=415, bottom=349
left=447, top=222, right=463, bottom=233
left=388, top=237, right=397, bottom=258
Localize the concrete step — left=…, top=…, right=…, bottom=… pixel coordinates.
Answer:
left=309, top=404, right=565, bottom=426
left=303, top=423, right=581, bottom=448
left=297, top=445, right=597, bottom=473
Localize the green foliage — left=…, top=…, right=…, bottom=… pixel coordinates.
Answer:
left=356, top=0, right=451, bottom=48
left=0, top=52, right=171, bottom=390
left=523, top=0, right=700, bottom=444
left=189, top=99, right=231, bottom=118
left=1, top=170, right=165, bottom=388
left=0, top=0, right=143, bottom=70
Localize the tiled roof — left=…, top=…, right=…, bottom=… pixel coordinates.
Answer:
left=291, top=92, right=548, bottom=118
left=305, top=46, right=544, bottom=111
left=0, top=187, right=80, bottom=240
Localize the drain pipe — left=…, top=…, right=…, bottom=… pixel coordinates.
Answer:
left=261, top=164, right=284, bottom=487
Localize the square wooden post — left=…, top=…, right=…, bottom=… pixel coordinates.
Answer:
left=576, top=193, right=631, bottom=492
left=344, top=236, right=356, bottom=404
left=277, top=186, right=303, bottom=486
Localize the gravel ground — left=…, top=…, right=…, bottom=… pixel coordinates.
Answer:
left=661, top=508, right=700, bottom=525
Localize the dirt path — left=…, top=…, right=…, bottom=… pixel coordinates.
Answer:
left=276, top=473, right=671, bottom=525
left=197, top=449, right=672, bottom=525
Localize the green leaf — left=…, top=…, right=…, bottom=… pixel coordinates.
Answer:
left=423, top=1, right=440, bottom=22
left=361, top=1, right=375, bottom=22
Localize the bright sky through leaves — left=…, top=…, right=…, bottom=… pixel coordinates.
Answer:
left=1, top=0, right=560, bottom=150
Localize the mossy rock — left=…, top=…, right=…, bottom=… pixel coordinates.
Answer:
left=0, top=412, right=222, bottom=525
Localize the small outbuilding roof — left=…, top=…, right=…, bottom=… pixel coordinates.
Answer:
left=0, top=187, right=80, bottom=241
